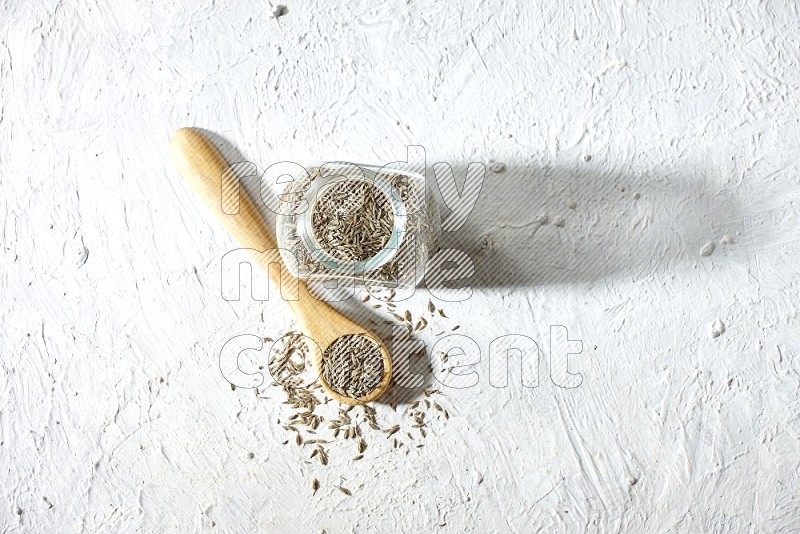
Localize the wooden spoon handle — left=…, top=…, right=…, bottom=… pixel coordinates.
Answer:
left=170, top=128, right=392, bottom=404
left=169, top=127, right=295, bottom=292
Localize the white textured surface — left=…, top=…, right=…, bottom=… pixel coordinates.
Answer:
left=2, top=1, right=800, bottom=532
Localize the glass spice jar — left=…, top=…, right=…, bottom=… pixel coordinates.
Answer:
left=276, top=161, right=440, bottom=290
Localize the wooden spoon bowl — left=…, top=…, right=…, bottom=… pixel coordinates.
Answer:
left=169, top=127, right=392, bottom=404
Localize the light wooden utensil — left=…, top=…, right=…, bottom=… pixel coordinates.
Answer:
left=169, top=127, right=392, bottom=404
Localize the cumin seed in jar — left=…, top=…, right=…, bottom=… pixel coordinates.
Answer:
left=311, top=180, right=394, bottom=263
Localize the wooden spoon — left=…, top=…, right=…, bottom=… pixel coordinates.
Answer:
left=169, top=127, right=392, bottom=404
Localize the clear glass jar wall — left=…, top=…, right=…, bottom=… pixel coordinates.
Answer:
left=276, top=162, right=440, bottom=290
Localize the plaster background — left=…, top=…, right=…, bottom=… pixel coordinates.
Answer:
left=1, top=0, right=799, bottom=532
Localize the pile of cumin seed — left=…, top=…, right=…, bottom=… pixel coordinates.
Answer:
left=321, top=334, right=384, bottom=399
left=253, top=291, right=460, bottom=497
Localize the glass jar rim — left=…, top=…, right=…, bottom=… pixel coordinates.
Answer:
left=296, top=166, right=408, bottom=273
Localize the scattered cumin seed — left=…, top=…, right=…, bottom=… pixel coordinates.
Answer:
left=261, top=327, right=455, bottom=466
left=316, top=446, right=328, bottom=465
left=312, top=479, right=320, bottom=494
left=337, top=485, right=352, bottom=496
